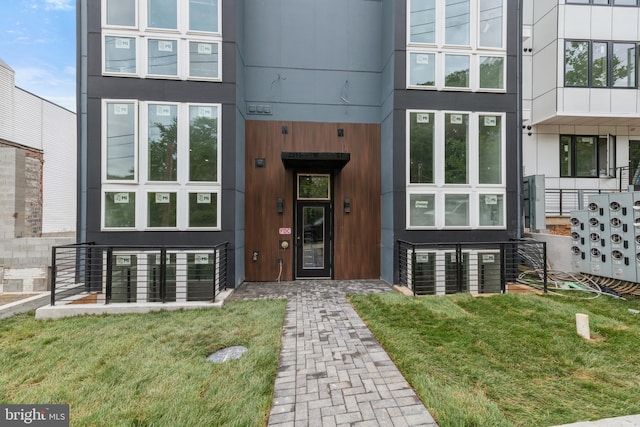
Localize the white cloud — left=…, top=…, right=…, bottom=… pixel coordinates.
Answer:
left=43, top=0, right=74, bottom=11
left=13, top=65, right=76, bottom=112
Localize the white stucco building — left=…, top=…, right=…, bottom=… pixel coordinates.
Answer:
left=523, top=0, right=640, bottom=217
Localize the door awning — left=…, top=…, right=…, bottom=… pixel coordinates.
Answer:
left=281, top=152, right=350, bottom=170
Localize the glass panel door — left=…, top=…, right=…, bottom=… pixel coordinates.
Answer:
left=296, top=202, right=332, bottom=278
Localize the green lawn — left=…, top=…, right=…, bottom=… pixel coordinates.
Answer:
left=349, top=292, right=640, bottom=427
left=0, top=300, right=286, bottom=426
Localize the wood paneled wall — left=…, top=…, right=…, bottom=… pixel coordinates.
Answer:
left=245, top=121, right=381, bottom=281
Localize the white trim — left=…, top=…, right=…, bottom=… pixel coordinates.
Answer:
left=406, top=110, right=507, bottom=230
left=101, top=100, right=222, bottom=232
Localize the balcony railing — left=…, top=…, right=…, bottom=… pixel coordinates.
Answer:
left=398, top=240, right=547, bottom=296
left=50, top=243, right=228, bottom=306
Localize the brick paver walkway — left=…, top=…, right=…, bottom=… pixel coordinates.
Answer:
left=227, top=280, right=438, bottom=427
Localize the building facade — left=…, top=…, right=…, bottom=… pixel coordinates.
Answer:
left=78, top=0, right=521, bottom=287
left=523, top=0, right=640, bottom=216
left=0, top=59, right=76, bottom=238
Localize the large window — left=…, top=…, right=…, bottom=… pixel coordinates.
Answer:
left=407, top=110, right=505, bottom=229
left=102, top=100, right=221, bottom=230
left=102, top=0, right=221, bottom=81
left=565, top=40, right=637, bottom=88
left=560, top=135, right=616, bottom=178
left=407, top=0, right=506, bottom=92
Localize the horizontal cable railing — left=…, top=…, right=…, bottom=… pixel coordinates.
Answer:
left=398, top=240, right=547, bottom=296
left=545, top=189, right=619, bottom=217
left=50, top=243, right=228, bottom=306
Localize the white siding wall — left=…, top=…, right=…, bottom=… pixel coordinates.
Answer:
left=0, top=62, right=76, bottom=234
left=0, top=62, right=15, bottom=143
left=41, top=102, right=76, bottom=234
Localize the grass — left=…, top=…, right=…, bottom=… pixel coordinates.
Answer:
left=0, top=300, right=286, bottom=426
left=349, top=292, right=640, bottom=427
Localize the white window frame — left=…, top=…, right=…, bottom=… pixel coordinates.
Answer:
left=407, top=0, right=505, bottom=50
left=102, top=0, right=139, bottom=29
left=407, top=50, right=506, bottom=92
left=101, top=100, right=222, bottom=231
left=102, top=0, right=222, bottom=81
left=406, top=0, right=506, bottom=92
left=406, top=109, right=506, bottom=229
left=102, top=100, right=139, bottom=183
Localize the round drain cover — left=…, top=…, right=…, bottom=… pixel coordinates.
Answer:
left=206, top=346, right=248, bottom=363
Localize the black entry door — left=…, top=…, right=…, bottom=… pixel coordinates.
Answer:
left=295, top=201, right=332, bottom=278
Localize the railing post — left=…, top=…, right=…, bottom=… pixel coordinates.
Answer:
left=411, top=245, right=417, bottom=296
left=212, top=247, right=217, bottom=302
left=106, top=247, right=113, bottom=304
left=160, top=247, right=167, bottom=303
left=50, top=247, right=57, bottom=306
left=456, top=244, right=463, bottom=293
left=500, top=244, right=507, bottom=294
left=542, top=242, right=548, bottom=293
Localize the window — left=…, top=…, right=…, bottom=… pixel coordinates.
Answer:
left=106, top=0, right=136, bottom=27
left=407, top=0, right=506, bottom=92
left=105, top=102, right=137, bottom=181
left=444, top=55, right=470, bottom=88
left=407, top=110, right=505, bottom=229
left=102, top=100, right=222, bottom=230
left=297, top=175, right=330, bottom=200
left=104, top=36, right=137, bottom=74
left=560, top=135, right=616, bottom=178
left=102, top=0, right=221, bottom=81
left=445, top=0, right=470, bottom=46
left=409, top=0, right=435, bottom=44
left=565, top=40, right=637, bottom=88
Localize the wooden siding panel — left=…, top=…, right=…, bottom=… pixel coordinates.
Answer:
left=245, top=120, right=380, bottom=281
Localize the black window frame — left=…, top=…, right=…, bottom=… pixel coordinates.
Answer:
left=564, top=40, right=638, bottom=89
left=560, top=135, right=617, bottom=178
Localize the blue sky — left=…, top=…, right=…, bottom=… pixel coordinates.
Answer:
left=0, top=0, right=76, bottom=111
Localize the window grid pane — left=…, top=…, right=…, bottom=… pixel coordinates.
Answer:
left=105, top=37, right=136, bottom=74
left=592, top=42, right=608, bottom=87
left=612, top=43, right=636, bottom=88
left=148, top=104, right=178, bottom=181
left=445, top=55, right=470, bottom=88
left=410, top=0, right=436, bottom=44
left=445, top=194, right=469, bottom=226
left=445, top=0, right=470, bottom=45
left=189, top=0, right=218, bottom=32
left=189, top=42, right=219, bottom=79
left=106, top=103, right=136, bottom=180
left=479, top=194, right=503, bottom=226
left=479, top=0, right=503, bottom=48
left=189, top=192, right=218, bottom=227
left=189, top=105, right=218, bottom=182
left=148, top=39, right=178, bottom=76
left=148, top=192, right=177, bottom=227
left=560, top=136, right=572, bottom=177
left=445, top=113, right=469, bottom=184
left=409, top=194, right=435, bottom=227
left=409, top=112, right=435, bottom=183
left=106, top=0, right=135, bottom=26
left=565, top=41, right=589, bottom=87
left=479, top=56, right=504, bottom=89
left=148, top=0, right=177, bottom=29
left=479, top=115, right=502, bottom=184
left=105, top=192, right=136, bottom=227
left=409, top=53, right=435, bottom=87
left=575, top=136, right=598, bottom=177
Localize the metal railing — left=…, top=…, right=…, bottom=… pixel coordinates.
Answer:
left=398, top=240, right=547, bottom=296
left=544, top=189, right=619, bottom=216
left=50, top=242, right=228, bottom=306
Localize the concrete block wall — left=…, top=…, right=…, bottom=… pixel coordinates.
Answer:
left=0, top=236, right=75, bottom=292
left=0, top=147, right=18, bottom=238
left=0, top=145, right=44, bottom=238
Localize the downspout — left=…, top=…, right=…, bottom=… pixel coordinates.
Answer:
left=77, top=0, right=87, bottom=244
left=516, top=0, right=524, bottom=239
